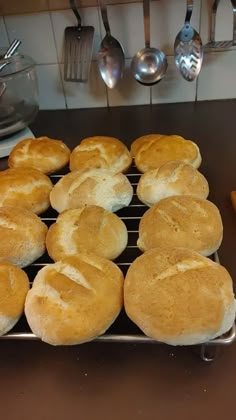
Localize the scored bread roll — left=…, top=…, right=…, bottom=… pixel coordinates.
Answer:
left=69, top=136, right=132, bottom=173
left=0, top=206, right=48, bottom=267
left=138, top=195, right=223, bottom=256
left=46, top=206, right=128, bottom=261
left=8, top=136, right=71, bottom=174
left=25, top=253, right=124, bottom=345
left=0, top=167, right=53, bottom=214
left=130, top=134, right=164, bottom=157
left=50, top=168, right=133, bottom=213
left=135, top=134, right=201, bottom=173
left=0, top=261, right=29, bottom=336
left=137, top=161, right=209, bottom=206
left=124, top=247, right=236, bottom=346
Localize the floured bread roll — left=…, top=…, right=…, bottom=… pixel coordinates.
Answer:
left=137, top=161, right=209, bottom=206
left=138, top=196, right=223, bottom=256
left=25, top=253, right=124, bottom=345
left=124, top=247, right=236, bottom=346
left=0, top=206, right=48, bottom=267
left=135, top=134, right=201, bottom=173
left=69, top=136, right=132, bottom=173
left=50, top=168, right=133, bottom=213
left=46, top=206, right=128, bottom=261
left=130, top=134, right=164, bottom=157
left=8, top=136, right=71, bottom=174
left=0, top=167, right=53, bottom=214
left=0, top=261, right=29, bottom=336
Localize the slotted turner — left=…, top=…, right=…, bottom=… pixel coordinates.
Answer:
left=64, top=0, right=94, bottom=82
left=205, top=0, right=236, bottom=49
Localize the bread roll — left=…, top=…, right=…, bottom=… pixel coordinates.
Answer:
left=69, top=136, right=132, bottom=173
left=0, top=206, right=48, bottom=267
left=137, top=161, right=209, bottom=206
left=8, top=136, right=70, bottom=174
left=130, top=134, right=164, bottom=157
left=0, top=167, right=53, bottom=214
left=25, top=253, right=124, bottom=345
left=138, top=196, right=223, bottom=256
left=46, top=206, right=128, bottom=261
left=134, top=134, right=201, bottom=173
left=124, top=247, right=236, bottom=346
left=0, top=261, right=29, bottom=336
left=50, top=168, right=133, bottom=213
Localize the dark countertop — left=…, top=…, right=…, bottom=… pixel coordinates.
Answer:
left=1, top=100, right=236, bottom=420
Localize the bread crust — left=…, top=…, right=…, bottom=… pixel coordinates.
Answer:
left=46, top=206, right=128, bottom=261
left=138, top=195, right=223, bottom=256
left=8, top=136, right=71, bottom=174
left=70, top=136, right=132, bottom=173
left=124, top=247, right=236, bottom=345
left=25, top=253, right=124, bottom=345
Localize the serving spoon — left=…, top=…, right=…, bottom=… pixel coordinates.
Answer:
left=98, top=0, right=125, bottom=89
left=131, top=0, right=168, bottom=85
left=174, top=0, right=203, bottom=81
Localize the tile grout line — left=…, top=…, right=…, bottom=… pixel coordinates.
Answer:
left=49, top=10, right=68, bottom=109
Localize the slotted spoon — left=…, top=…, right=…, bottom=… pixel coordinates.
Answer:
left=64, top=0, right=94, bottom=82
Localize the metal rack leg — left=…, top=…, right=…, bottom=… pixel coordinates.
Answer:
left=199, top=344, right=218, bottom=362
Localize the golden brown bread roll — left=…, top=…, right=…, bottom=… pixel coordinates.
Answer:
left=46, top=206, right=128, bottom=261
left=0, top=206, right=48, bottom=267
left=130, top=134, right=164, bottom=157
left=0, top=261, right=29, bottom=336
left=137, top=161, right=209, bottom=206
left=25, top=253, right=124, bottom=345
left=69, top=136, right=132, bottom=173
left=0, top=167, right=53, bottom=214
left=138, top=195, right=223, bottom=256
left=134, top=134, right=201, bottom=173
left=50, top=168, right=133, bottom=213
left=8, top=136, right=71, bottom=174
left=124, top=247, right=236, bottom=345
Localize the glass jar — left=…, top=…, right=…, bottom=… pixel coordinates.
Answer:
left=0, top=51, right=39, bottom=138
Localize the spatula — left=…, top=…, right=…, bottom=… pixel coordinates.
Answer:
left=64, top=0, right=94, bottom=82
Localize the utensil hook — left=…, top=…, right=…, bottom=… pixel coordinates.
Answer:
left=143, top=0, right=150, bottom=48
left=70, top=0, right=82, bottom=28
left=231, top=0, right=236, bottom=44
left=185, top=0, right=193, bottom=24
left=100, top=0, right=111, bottom=36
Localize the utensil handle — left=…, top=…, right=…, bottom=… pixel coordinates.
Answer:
left=185, top=0, right=193, bottom=24
left=143, top=0, right=150, bottom=48
left=4, top=39, right=21, bottom=59
left=231, top=0, right=236, bottom=44
left=210, top=0, right=220, bottom=43
left=70, top=0, right=81, bottom=27
left=100, top=0, right=111, bottom=36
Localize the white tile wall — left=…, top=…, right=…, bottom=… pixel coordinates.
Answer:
left=0, top=17, right=9, bottom=48
left=61, top=62, right=107, bottom=108
left=150, top=0, right=201, bottom=56
left=152, top=57, right=197, bottom=104
left=36, top=64, right=66, bottom=109
left=197, top=51, right=236, bottom=101
left=4, top=12, right=58, bottom=64
left=51, top=8, right=101, bottom=62
left=1, top=1, right=236, bottom=109
left=107, top=59, right=151, bottom=107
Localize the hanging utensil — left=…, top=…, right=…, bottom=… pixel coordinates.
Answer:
left=131, top=0, right=167, bottom=85
left=205, top=0, right=236, bottom=49
left=0, top=39, right=21, bottom=99
left=174, top=0, right=203, bottom=82
left=64, top=0, right=94, bottom=82
left=0, top=39, right=21, bottom=72
left=98, top=0, right=125, bottom=89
